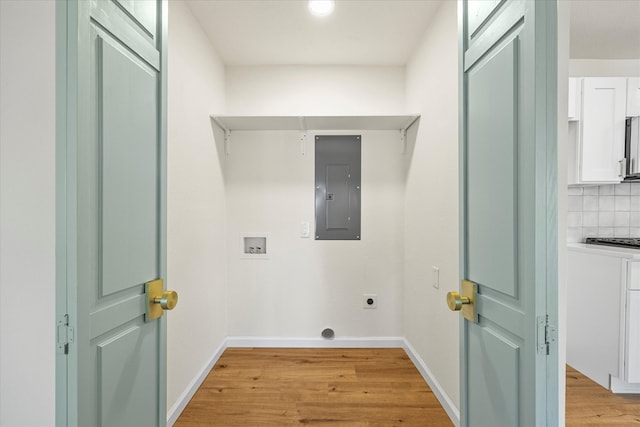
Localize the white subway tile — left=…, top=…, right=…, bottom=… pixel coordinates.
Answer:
left=567, top=212, right=583, bottom=227
left=568, top=187, right=584, bottom=196
left=599, top=196, right=615, bottom=211
left=599, top=212, right=615, bottom=227
left=568, top=195, right=583, bottom=212
left=615, top=183, right=631, bottom=195
left=583, top=196, right=599, bottom=211
left=631, top=196, right=640, bottom=211
left=583, top=186, right=599, bottom=196
left=583, top=227, right=599, bottom=238
left=599, top=227, right=614, bottom=237
left=583, top=212, right=598, bottom=227
left=599, top=185, right=615, bottom=195
left=631, top=228, right=640, bottom=238
left=615, top=211, right=631, bottom=227
left=631, top=212, right=640, bottom=227
left=615, top=227, right=631, bottom=237
left=615, top=196, right=631, bottom=211
left=631, top=185, right=640, bottom=195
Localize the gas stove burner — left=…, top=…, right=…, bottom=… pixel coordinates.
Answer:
left=585, top=237, right=640, bottom=248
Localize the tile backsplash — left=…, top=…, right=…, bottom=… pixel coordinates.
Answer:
left=568, top=183, right=640, bottom=243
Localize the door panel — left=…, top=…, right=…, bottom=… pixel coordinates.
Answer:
left=467, top=37, right=518, bottom=298
left=91, top=0, right=160, bottom=70
left=467, top=326, right=519, bottom=427
left=459, top=1, right=556, bottom=426
left=112, top=0, right=157, bottom=38
left=467, top=0, right=501, bottom=38
left=100, top=33, right=158, bottom=297
left=98, top=326, right=158, bottom=427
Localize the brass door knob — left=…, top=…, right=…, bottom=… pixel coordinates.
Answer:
left=446, top=291, right=471, bottom=311
left=153, top=290, right=178, bottom=310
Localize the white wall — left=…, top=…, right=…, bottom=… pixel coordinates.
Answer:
left=225, top=131, right=404, bottom=338
left=569, top=59, right=640, bottom=77
left=0, top=1, right=56, bottom=425
left=225, top=65, right=406, bottom=116
left=403, top=0, right=460, bottom=411
left=167, top=0, right=228, bottom=416
left=222, top=61, right=407, bottom=339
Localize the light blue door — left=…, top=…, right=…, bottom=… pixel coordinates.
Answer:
left=458, top=1, right=557, bottom=425
left=57, top=0, right=168, bottom=425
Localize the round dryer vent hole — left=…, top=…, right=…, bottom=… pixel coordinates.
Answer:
left=321, top=328, right=335, bottom=339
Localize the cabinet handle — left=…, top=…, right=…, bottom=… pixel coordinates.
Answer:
left=619, top=159, right=626, bottom=178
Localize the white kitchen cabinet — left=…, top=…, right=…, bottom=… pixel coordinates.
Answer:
left=567, top=244, right=640, bottom=393
left=624, top=262, right=640, bottom=383
left=628, top=77, right=640, bottom=117
left=573, top=77, right=627, bottom=184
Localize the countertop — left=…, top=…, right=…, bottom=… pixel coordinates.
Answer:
left=568, top=242, right=640, bottom=259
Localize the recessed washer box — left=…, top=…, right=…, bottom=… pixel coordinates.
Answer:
left=241, top=233, right=269, bottom=259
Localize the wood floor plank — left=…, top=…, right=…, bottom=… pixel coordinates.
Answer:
left=566, top=365, right=640, bottom=426
left=175, top=348, right=453, bottom=426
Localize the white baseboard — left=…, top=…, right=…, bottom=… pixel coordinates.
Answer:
left=402, top=339, right=460, bottom=427
left=225, top=336, right=405, bottom=348
left=610, top=376, right=640, bottom=394
left=167, top=341, right=226, bottom=426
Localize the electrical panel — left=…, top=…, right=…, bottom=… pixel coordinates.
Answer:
left=315, top=135, right=361, bottom=240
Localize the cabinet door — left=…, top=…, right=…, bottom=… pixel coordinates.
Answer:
left=628, top=77, right=640, bottom=117
left=625, top=291, right=640, bottom=382
left=580, top=77, right=627, bottom=183
left=567, top=251, right=622, bottom=388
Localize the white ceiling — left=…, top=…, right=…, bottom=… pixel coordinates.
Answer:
left=570, top=0, right=640, bottom=59
left=185, top=0, right=640, bottom=66
left=186, top=0, right=443, bottom=66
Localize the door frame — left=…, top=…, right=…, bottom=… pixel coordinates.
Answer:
left=456, top=0, right=559, bottom=425
left=55, top=1, right=169, bottom=425
left=542, top=2, right=560, bottom=424
left=55, top=1, right=74, bottom=424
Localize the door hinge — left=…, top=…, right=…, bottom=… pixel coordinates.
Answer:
left=537, top=315, right=557, bottom=355
left=56, top=314, right=74, bottom=355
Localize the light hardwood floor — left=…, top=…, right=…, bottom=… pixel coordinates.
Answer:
left=566, top=365, right=640, bottom=426
left=175, top=348, right=453, bottom=426
left=176, top=348, right=640, bottom=426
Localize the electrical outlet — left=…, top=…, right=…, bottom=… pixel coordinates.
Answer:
left=363, top=294, right=377, bottom=309
left=432, top=266, right=440, bottom=289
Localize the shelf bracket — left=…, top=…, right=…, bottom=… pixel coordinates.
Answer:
left=400, top=129, right=407, bottom=155
left=210, top=116, right=232, bottom=156
left=399, top=116, right=419, bottom=155
left=224, top=129, right=232, bottom=156
left=299, top=116, right=308, bottom=156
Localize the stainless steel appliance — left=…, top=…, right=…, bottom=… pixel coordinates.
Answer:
left=624, top=117, right=640, bottom=180
left=585, top=237, right=640, bottom=248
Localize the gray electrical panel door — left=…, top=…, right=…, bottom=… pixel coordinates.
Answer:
left=315, top=135, right=361, bottom=240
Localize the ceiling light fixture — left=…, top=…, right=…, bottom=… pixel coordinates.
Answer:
left=308, top=0, right=335, bottom=17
